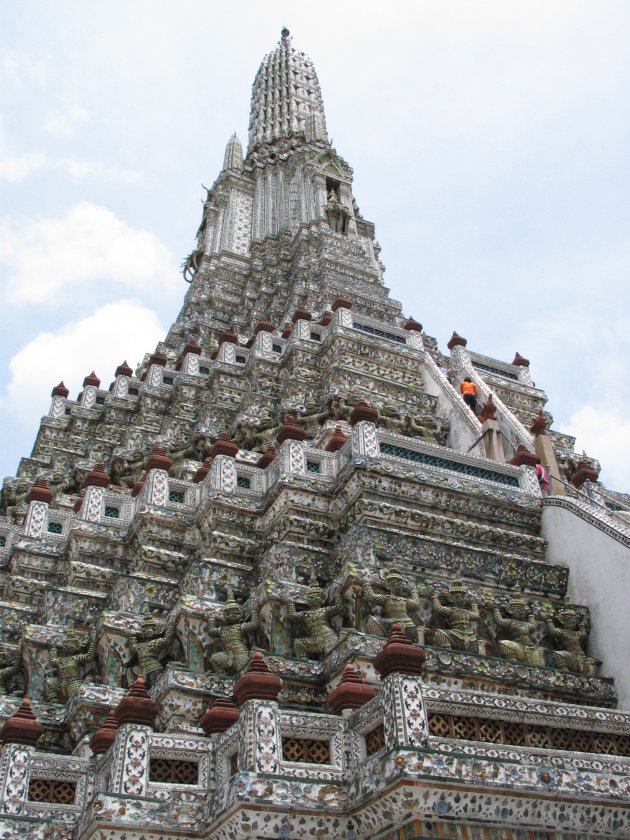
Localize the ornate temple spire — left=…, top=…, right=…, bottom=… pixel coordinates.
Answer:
left=247, top=28, right=328, bottom=154
left=223, top=133, right=243, bottom=172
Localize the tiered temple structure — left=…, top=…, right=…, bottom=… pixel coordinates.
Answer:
left=1, top=28, right=630, bottom=840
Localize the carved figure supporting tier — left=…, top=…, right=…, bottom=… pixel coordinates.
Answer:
left=128, top=613, right=177, bottom=688
left=362, top=567, right=425, bottom=644
left=206, top=588, right=260, bottom=674
left=547, top=600, right=598, bottom=677
left=287, top=573, right=343, bottom=660
left=493, top=590, right=546, bottom=666
left=0, top=645, right=21, bottom=695
left=46, top=631, right=97, bottom=702
left=432, top=578, right=484, bottom=654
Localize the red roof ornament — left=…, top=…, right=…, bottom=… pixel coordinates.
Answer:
left=115, top=678, right=159, bottom=728
left=27, top=479, right=54, bottom=505
left=512, top=352, right=530, bottom=367
left=570, top=460, right=600, bottom=489
left=199, top=697, right=239, bottom=736
left=509, top=445, right=538, bottom=467
left=327, top=663, right=376, bottom=713
left=90, top=709, right=119, bottom=755
left=319, top=310, right=333, bottom=326
left=83, top=463, right=110, bottom=489
left=325, top=425, right=348, bottom=452
left=281, top=322, right=293, bottom=339
left=530, top=410, right=547, bottom=436
left=209, top=430, right=239, bottom=459
left=51, top=381, right=69, bottom=398
left=253, top=318, right=275, bottom=335
left=447, top=331, right=467, bottom=351
left=350, top=399, right=379, bottom=426
left=148, top=352, right=167, bottom=367
left=291, top=307, right=312, bottom=323
left=218, top=329, right=238, bottom=346
left=331, top=294, right=352, bottom=312
left=131, top=472, right=146, bottom=497
left=144, top=444, right=173, bottom=474
left=0, top=697, right=44, bottom=746
left=256, top=446, right=278, bottom=469
left=183, top=338, right=202, bottom=356
left=234, top=651, right=283, bottom=706
left=193, top=458, right=212, bottom=483
left=478, top=394, right=497, bottom=423
left=276, top=414, right=306, bottom=446
left=403, top=316, right=422, bottom=332
left=373, top=623, right=426, bottom=679
left=83, top=371, right=101, bottom=388
left=115, top=361, right=133, bottom=378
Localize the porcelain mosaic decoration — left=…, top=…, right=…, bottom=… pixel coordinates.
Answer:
left=1, top=28, right=629, bottom=840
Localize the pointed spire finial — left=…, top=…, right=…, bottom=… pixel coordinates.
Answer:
left=223, top=133, right=243, bottom=172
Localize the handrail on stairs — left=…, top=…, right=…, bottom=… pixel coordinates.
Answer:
left=545, top=467, right=630, bottom=530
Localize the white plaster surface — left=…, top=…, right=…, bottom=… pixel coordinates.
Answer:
left=542, top=503, right=630, bottom=710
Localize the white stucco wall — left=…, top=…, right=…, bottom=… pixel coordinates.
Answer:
left=542, top=503, right=630, bottom=710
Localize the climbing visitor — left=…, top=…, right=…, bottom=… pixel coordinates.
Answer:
left=460, top=377, right=478, bottom=413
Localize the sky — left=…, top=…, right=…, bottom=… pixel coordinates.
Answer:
left=0, top=1, right=629, bottom=490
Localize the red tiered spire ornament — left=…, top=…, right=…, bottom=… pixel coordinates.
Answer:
left=276, top=414, right=306, bottom=445
left=209, top=430, right=239, bottom=459
left=115, top=678, right=159, bottom=728
left=327, top=663, right=376, bottom=713
left=144, top=443, right=173, bottom=474
left=27, top=479, right=54, bottom=505
left=83, top=463, right=110, bottom=489
left=0, top=697, right=44, bottom=746
left=350, top=399, right=379, bottom=426
left=447, top=331, right=467, bottom=350
left=90, top=709, right=119, bottom=755
left=373, top=623, right=426, bottom=679
left=199, top=697, right=239, bottom=735
left=233, top=652, right=283, bottom=706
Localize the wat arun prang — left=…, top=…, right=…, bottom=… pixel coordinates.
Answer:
left=1, top=28, right=630, bottom=840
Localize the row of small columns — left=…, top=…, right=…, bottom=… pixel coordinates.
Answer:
left=0, top=624, right=428, bottom=814
left=48, top=296, right=424, bottom=418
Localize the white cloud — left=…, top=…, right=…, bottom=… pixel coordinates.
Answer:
left=0, top=152, right=48, bottom=181
left=59, top=158, right=141, bottom=183
left=44, top=101, right=89, bottom=138
left=0, top=202, right=176, bottom=304
left=566, top=405, right=630, bottom=492
left=2, top=299, right=165, bottom=424
left=0, top=152, right=141, bottom=183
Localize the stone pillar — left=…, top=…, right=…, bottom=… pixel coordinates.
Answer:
left=534, top=434, right=564, bottom=496
left=0, top=744, right=32, bottom=815
left=112, top=361, right=133, bottom=398
left=108, top=724, right=151, bottom=797
left=278, top=439, right=307, bottom=477
left=218, top=341, right=236, bottom=363
left=292, top=318, right=312, bottom=340
left=254, top=330, right=273, bottom=353
left=237, top=700, right=280, bottom=775
left=330, top=295, right=352, bottom=332
left=380, top=673, right=429, bottom=749
left=80, top=464, right=111, bottom=521
left=403, top=316, right=424, bottom=350
left=210, top=455, right=237, bottom=493
left=80, top=371, right=101, bottom=408
left=142, top=445, right=173, bottom=506
left=144, top=352, right=167, bottom=387
left=23, top=480, right=54, bottom=538
left=48, top=381, right=69, bottom=418
left=481, top=419, right=505, bottom=461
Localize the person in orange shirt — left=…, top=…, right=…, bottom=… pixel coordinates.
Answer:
left=460, top=377, right=478, bottom=413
